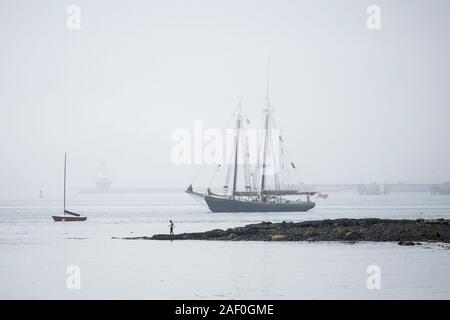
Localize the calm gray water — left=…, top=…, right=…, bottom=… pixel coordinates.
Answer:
left=1, top=191, right=449, bottom=299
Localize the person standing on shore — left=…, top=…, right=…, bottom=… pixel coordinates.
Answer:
left=169, top=220, right=175, bottom=235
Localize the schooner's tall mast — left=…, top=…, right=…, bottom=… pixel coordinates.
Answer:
left=63, top=152, right=67, bottom=215
left=260, top=55, right=271, bottom=196
left=232, top=103, right=242, bottom=198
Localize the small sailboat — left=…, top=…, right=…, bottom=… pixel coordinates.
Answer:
left=52, top=153, right=87, bottom=222
left=38, top=190, right=43, bottom=199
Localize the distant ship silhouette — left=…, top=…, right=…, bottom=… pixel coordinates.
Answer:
left=95, top=161, right=113, bottom=192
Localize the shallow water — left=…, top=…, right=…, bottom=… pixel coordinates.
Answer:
left=1, top=191, right=450, bottom=299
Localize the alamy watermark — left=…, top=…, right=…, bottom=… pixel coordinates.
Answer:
left=171, top=121, right=283, bottom=174
left=66, top=5, right=81, bottom=30
left=366, top=265, right=381, bottom=290
left=366, top=5, right=381, bottom=30
left=66, top=265, right=81, bottom=290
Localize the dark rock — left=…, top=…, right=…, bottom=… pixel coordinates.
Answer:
left=271, top=235, right=287, bottom=241
left=205, top=229, right=225, bottom=238
left=228, top=233, right=237, bottom=240
left=139, top=234, right=185, bottom=240
left=345, top=231, right=362, bottom=241
left=398, top=241, right=416, bottom=246
left=305, top=229, right=319, bottom=238
left=336, top=228, right=349, bottom=239
left=115, top=218, right=450, bottom=244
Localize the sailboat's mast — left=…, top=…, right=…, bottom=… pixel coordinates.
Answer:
left=232, top=104, right=242, bottom=198
left=260, top=111, right=269, bottom=194
left=63, top=152, right=67, bottom=214
left=265, top=54, right=270, bottom=99
left=260, top=55, right=271, bottom=198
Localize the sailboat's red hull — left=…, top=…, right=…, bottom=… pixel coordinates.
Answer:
left=52, top=215, right=87, bottom=222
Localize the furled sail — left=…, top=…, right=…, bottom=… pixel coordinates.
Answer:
left=233, top=190, right=316, bottom=196
left=261, top=190, right=316, bottom=196
left=64, top=210, right=81, bottom=217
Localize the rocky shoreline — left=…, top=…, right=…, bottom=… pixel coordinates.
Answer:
left=117, top=218, right=450, bottom=245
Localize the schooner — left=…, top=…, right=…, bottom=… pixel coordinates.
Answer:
left=186, top=59, right=317, bottom=212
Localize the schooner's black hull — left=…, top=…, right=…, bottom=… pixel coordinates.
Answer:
left=204, top=196, right=315, bottom=213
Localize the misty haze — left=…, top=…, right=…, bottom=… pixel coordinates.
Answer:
left=1, top=0, right=450, bottom=303
left=1, top=0, right=449, bottom=197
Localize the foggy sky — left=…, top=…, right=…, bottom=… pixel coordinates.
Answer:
left=1, top=0, right=449, bottom=196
